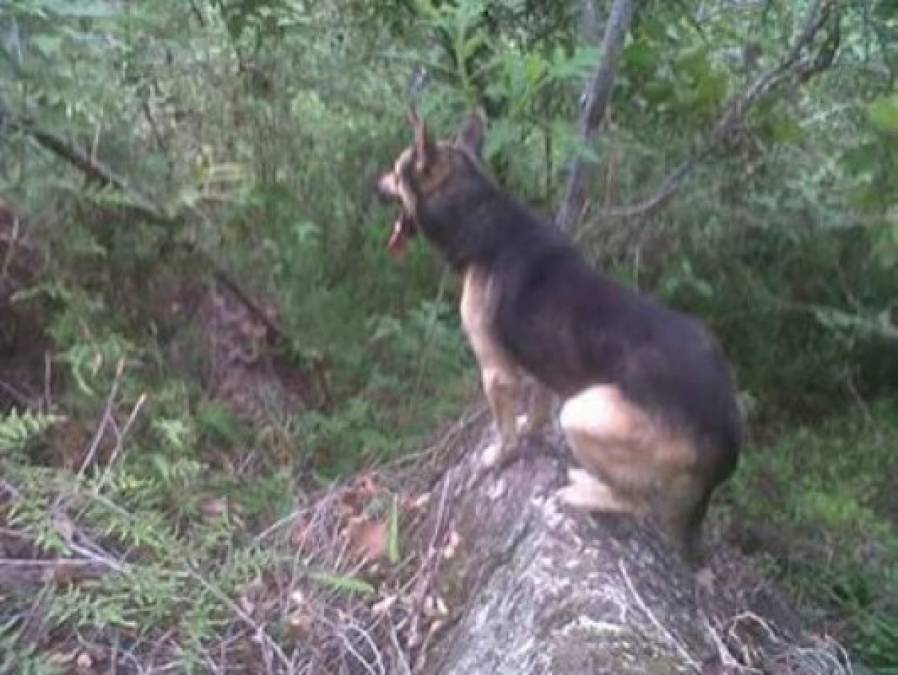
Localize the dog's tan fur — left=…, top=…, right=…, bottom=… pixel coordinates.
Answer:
left=460, top=267, right=520, bottom=466
left=459, top=267, right=556, bottom=467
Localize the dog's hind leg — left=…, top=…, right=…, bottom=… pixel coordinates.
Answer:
left=556, top=385, right=659, bottom=516
left=558, top=384, right=712, bottom=555
left=655, top=473, right=711, bottom=562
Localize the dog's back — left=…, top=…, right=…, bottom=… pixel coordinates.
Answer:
left=490, top=213, right=741, bottom=459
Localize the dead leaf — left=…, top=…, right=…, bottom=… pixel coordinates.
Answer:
left=338, top=473, right=383, bottom=517
left=290, top=513, right=313, bottom=551
left=52, top=512, right=75, bottom=544
left=426, top=619, right=445, bottom=638
left=75, top=652, right=94, bottom=674
left=238, top=595, right=256, bottom=616
left=357, top=473, right=381, bottom=500
left=371, top=594, right=397, bottom=616
left=238, top=576, right=265, bottom=616
left=345, top=515, right=390, bottom=561
left=338, top=489, right=363, bottom=517
left=410, top=492, right=431, bottom=510
left=286, top=610, right=315, bottom=641
left=443, top=530, right=461, bottom=559
left=201, top=497, right=228, bottom=518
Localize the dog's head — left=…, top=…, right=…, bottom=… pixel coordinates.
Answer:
left=375, top=108, right=487, bottom=256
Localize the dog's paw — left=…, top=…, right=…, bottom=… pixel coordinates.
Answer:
left=555, top=484, right=605, bottom=511
left=517, top=413, right=548, bottom=439
left=556, top=468, right=635, bottom=513
left=517, top=413, right=541, bottom=438
left=480, top=440, right=506, bottom=468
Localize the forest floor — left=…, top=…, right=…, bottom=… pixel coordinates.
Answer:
left=1, top=254, right=896, bottom=673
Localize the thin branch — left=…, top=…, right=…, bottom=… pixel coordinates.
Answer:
left=212, top=267, right=287, bottom=344
left=188, top=0, right=207, bottom=27
left=600, top=160, right=695, bottom=219
left=77, top=358, right=125, bottom=480
left=0, top=205, right=20, bottom=280
left=13, top=118, right=175, bottom=225
left=602, top=0, right=840, bottom=220
left=581, top=0, right=601, bottom=45
left=187, top=566, right=293, bottom=673
left=556, top=0, right=636, bottom=233
left=10, top=115, right=294, bottom=350
left=0, top=558, right=111, bottom=588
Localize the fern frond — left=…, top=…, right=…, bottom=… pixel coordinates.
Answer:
left=0, top=408, right=64, bottom=453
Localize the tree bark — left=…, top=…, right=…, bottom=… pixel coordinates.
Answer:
left=412, top=419, right=841, bottom=675
left=555, top=0, right=636, bottom=233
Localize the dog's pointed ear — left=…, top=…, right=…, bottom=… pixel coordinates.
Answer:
left=455, top=107, right=487, bottom=157
left=408, top=105, right=434, bottom=168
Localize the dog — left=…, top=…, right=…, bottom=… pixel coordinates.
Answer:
left=375, top=108, right=741, bottom=560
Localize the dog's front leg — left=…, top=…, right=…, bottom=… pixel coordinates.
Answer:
left=519, top=382, right=555, bottom=437
left=480, top=366, right=521, bottom=468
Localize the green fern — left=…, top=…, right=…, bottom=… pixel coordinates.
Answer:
left=0, top=409, right=64, bottom=455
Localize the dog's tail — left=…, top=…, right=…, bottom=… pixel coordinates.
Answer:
left=681, top=488, right=713, bottom=564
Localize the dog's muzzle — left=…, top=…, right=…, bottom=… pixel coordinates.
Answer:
left=374, top=172, right=401, bottom=204
left=374, top=171, right=418, bottom=257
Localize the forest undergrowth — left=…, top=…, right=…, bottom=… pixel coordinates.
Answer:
left=1, top=0, right=897, bottom=672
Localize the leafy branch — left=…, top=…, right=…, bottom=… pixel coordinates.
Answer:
left=601, top=0, right=842, bottom=220
left=7, top=115, right=175, bottom=226
left=4, top=111, right=291, bottom=345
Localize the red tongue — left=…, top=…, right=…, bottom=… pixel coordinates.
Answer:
left=387, top=217, right=408, bottom=258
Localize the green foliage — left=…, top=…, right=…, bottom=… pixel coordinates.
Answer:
left=655, top=220, right=898, bottom=423
left=388, top=494, right=401, bottom=564
left=0, top=408, right=62, bottom=455
left=0, top=637, right=64, bottom=675
left=0, top=0, right=896, bottom=669
left=724, top=401, right=898, bottom=670
left=309, top=571, right=376, bottom=596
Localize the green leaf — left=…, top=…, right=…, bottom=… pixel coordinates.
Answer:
left=31, top=35, right=63, bottom=58
left=388, top=495, right=401, bottom=564
left=42, top=0, right=120, bottom=19
left=0, top=409, right=64, bottom=454
left=623, top=39, right=659, bottom=76
left=868, top=95, right=898, bottom=135
left=309, top=572, right=375, bottom=596
left=870, top=212, right=898, bottom=268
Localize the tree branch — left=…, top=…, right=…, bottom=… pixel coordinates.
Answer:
left=11, top=117, right=175, bottom=226
left=8, top=115, right=292, bottom=346
left=555, top=0, right=636, bottom=233
left=581, top=0, right=601, bottom=45
left=601, top=0, right=840, bottom=220
left=0, top=557, right=119, bottom=588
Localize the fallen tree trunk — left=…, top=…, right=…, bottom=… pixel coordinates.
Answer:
left=408, top=418, right=848, bottom=675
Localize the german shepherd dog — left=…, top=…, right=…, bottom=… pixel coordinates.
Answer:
left=375, top=109, right=741, bottom=559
